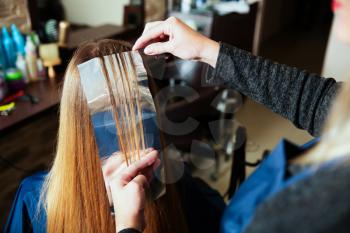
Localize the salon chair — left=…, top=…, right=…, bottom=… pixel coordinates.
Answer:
left=151, top=59, right=249, bottom=190
left=154, top=58, right=226, bottom=151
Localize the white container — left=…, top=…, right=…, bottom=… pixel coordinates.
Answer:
left=25, top=36, right=38, bottom=81
left=181, top=0, right=192, bottom=13
left=16, top=53, right=29, bottom=83
left=37, top=58, right=46, bottom=80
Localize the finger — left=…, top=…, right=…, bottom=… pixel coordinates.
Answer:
left=105, top=183, right=113, bottom=205
left=152, top=158, right=161, bottom=172
left=102, top=153, right=124, bottom=176
left=143, top=21, right=163, bottom=35
left=140, top=148, right=155, bottom=158
left=119, top=151, right=159, bottom=185
left=131, top=174, right=149, bottom=189
left=133, top=23, right=170, bottom=50
left=111, top=149, right=153, bottom=177
left=139, top=158, right=160, bottom=182
left=144, top=41, right=172, bottom=55
left=142, top=167, right=153, bottom=182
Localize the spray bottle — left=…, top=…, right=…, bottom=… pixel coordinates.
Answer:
left=1, top=27, right=16, bottom=67
left=11, top=24, right=26, bottom=55
left=25, top=36, right=38, bottom=81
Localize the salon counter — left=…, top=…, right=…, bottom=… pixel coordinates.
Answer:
left=0, top=77, right=62, bottom=133
left=0, top=24, right=140, bottom=134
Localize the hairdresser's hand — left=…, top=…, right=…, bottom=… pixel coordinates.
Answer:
left=133, top=17, right=220, bottom=68
left=103, top=149, right=160, bottom=232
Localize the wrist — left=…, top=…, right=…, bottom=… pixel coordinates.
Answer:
left=115, top=212, right=143, bottom=233
left=118, top=229, right=141, bottom=233
left=199, top=39, right=220, bottom=68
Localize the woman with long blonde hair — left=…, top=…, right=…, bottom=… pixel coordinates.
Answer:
left=4, top=40, right=191, bottom=233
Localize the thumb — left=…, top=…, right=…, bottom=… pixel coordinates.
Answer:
left=144, top=42, right=172, bottom=55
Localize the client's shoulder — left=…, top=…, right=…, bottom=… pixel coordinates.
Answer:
left=4, top=172, right=48, bottom=233
left=20, top=171, right=47, bottom=190
left=18, top=171, right=48, bottom=201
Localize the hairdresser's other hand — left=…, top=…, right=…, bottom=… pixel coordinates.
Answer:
left=102, top=149, right=160, bottom=205
left=133, top=17, right=220, bottom=68
left=106, top=149, right=160, bottom=232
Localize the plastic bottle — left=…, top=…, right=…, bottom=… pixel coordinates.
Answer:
left=25, top=36, right=38, bottom=81
left=16, top=53, right=29, bottom=83
left=181, top=0, right=192, bottom=13
left=2, top=27, right=17, bottom=67
left=30, top=32, right=40, bottom=47
left=0, top=37, right=7, bottom=69
left=37, top=58, right=46, bottom=80
left=11, top=24, right=26, bottom=55
left=196, top=0, right=206, bottom=9
left=5, top=68, right=25, bottom=93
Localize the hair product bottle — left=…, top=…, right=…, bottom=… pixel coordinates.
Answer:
left=16, top=54, right=29, bottom=83
left=11, top=24, right=26, bottom=55
left=25, top=36, right=38, bottom=81
left=37, top=58, right=46, bottom=80
left=2, top=27, right=17, bottom=67
left=5, top=68, right=25, bottom=93
left=181, top=0, right=192, bottom=13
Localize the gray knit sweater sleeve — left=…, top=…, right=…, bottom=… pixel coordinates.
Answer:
left=205, top=43, right=341, bottom=136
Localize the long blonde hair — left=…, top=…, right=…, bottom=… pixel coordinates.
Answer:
left=300, top=81, right=350, bottom=164
left=41, top=40, right=187, bottom=233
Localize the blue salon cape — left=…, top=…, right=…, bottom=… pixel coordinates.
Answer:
left=221, top=139, right=320, bottom=233
left=4, top=172, right=47, bottom=233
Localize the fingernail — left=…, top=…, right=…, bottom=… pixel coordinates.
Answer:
left=146, top=154, right=157, bottom=165
left=148, top=150, right=157, bottom=156
left=142, top=151, right=155, bottom=160
left=132, top=44, right=139, bottom=51
left=144, top=46, right=153, bottom=54
left=144, top=148, right=154, bottom=154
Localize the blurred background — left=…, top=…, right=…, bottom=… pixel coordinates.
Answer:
left=1, top=0, right=350, bottom=228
